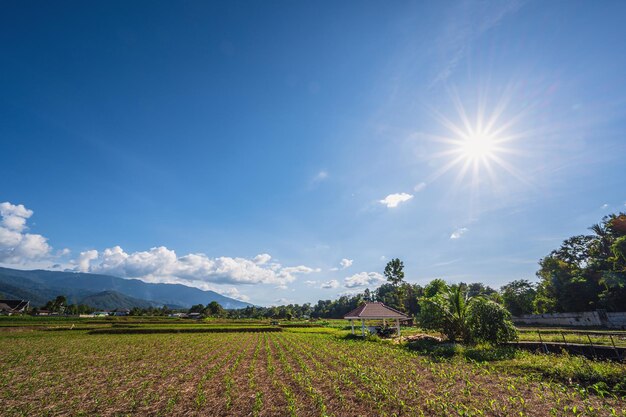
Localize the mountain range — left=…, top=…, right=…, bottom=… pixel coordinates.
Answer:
left=0, top=267, right=253, bottom=310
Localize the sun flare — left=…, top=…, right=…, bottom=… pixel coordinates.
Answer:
left=459, top=132, right=497, bottom=161
left=427, top=89, right=528, bottom=190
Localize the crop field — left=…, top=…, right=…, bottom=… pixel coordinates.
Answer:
left=1, top=326, right=625, bottom=417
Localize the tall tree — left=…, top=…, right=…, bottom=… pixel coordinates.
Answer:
left=384, top=258, right=405, bottom=286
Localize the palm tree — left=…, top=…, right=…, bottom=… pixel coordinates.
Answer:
left=441, top=285, right=473, bottom=343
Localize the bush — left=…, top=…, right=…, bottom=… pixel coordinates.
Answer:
left=418, top=285, right=517, bottom=345
left=467, top=298, right=518, bottom=344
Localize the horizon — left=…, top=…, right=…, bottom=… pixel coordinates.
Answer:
left=2, top=1, right=626, bottom=306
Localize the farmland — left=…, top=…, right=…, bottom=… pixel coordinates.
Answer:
left=1, top=322, right=625, bottom=416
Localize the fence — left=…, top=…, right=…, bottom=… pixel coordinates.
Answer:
left=512, top=311, right=626, bottom=329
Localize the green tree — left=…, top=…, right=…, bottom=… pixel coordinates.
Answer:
left=384, top=258, right=405, bottom=286
left=204, top=301, right=225, bottom=317
left=535, top=213, right=626, bottom=312
left=423, top=278, right=448, bottom=298
left=419, top=285, right=517, bottom=344
left=500, top=279, right=536, bottom=316
left=419, top=285, right=471, bottom=343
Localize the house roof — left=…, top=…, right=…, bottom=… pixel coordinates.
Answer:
left=0, top=300, right=29, bottom=312
left=344, top=302, right=409, bottom=319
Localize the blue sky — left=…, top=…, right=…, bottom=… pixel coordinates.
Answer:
left=1, top=0, right=625, bottom=305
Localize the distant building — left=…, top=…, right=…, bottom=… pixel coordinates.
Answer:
left=113, top=309, right=130, bottom=316
left=0, top=299, right=30, bottom=315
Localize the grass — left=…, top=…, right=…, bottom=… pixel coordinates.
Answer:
left=408, top=340, right=626, bottom=397
left=517, top=329, right=626, bottom=348
left=1, top=319, right=625, bottom=416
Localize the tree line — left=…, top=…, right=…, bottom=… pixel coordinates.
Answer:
left=29, top=212, right=626, bottom=322
left=225, top=212, right=626, bottom=320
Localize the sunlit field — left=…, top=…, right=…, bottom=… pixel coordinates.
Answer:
left=1, top=321, right=625, bottom=416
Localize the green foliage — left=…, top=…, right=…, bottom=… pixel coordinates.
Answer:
left=419, top=284, right=471, bottom=343
left=500, top=279, right=536, bottom=316
left=535, top=213, right=626, bottom=312
left=423, top=278, right=448, bottom=298
left=467, top=298, right=518, bottom=344
left=384, top=258, right=405, bottom=286
left=204, top=301, right=225, bottom=318
left=419, top=282, right=517, bottom=345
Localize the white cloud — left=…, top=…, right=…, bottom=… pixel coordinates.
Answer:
left=450, top=227, right=469, bottom=239
left=282, top=265, right=321, bottom=274
left=220, top=287, right=251, bottom=302
left=0, top=202, right=51, bottom=263
left=321, top=279, right=340, bottom=289
left=304, top=280, right=317, bottom=286
left=330, top=258, right=353, bottom=271
left=339, top=258, right=353, bottom=269
left=414, top=182, right=427, bottom=192
left=253, top=253, right=272, bottom=265
left=601, top=203, right=609, bottom=209
left=337, top=289, right=362, bottom=297
left=73, top=245, right=319, bottom=288
left=76, top=250, right=99, bottom=272
left=344, top=272, right=385, bottom=288
left=379, top=193, right=413, bottom=208
left=272, top=298, right=291, bottom=306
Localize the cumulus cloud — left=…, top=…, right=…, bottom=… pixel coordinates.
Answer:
left=304, top=280, right=317, bottom=286
left=73, top=245, right=319, bottom=288
left=76, top=250, right=98, bottom=272
left=330, top=258, right=353, bottom=271
left=253, top=253, right=272, bottom=265
left=220, top=287, right=251, bottom=302
left=0, top=202, right=51, bottom=263
left=379, top=193, right=413, bottom=208
left=344, top=272, right=385, bottom=288
left=450, top=227, right=469, bottom=239
left=321, top=279, right=340, bottom=289
left=339, top=258, right=353, bottom=269
left=601, top=203, right=609, bottom=209
left=282, top=265, right=321, bottom=274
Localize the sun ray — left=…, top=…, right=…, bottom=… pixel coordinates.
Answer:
left=427, top=87, right=531, bottom=196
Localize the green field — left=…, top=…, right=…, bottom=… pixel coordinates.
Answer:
left=1, top=319, right=626, bottom=416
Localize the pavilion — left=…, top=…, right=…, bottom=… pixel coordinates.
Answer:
left=343, top=302, right=409, bottom=337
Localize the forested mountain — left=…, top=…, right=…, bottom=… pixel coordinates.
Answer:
left=0, top=267, right=252, bottom=309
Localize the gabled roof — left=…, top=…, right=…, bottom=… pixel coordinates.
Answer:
left=0, top=299, right=29, bottom=312
left=344, top=302, right=409, bottom=319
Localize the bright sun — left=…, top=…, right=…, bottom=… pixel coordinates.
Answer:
left=427, top=90, right=527, bottom=189
left=459, top=133, right=497, bottom=161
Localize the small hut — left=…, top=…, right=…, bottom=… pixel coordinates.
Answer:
left=344, top=302, right=409, bottom=337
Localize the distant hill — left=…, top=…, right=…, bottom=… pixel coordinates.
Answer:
left=80, top=291, right=159, bottom=310
left=0, top=267, right=252, bottom=309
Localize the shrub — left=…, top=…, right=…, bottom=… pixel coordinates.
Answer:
left=467, top=298, right=518, bottom=344
left=419, top=285, right=517, bottom=345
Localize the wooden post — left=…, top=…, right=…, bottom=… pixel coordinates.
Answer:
left=396, top=318, right=400, bottom=336
left=383, top=318, right=386, bottom=327
left=361, top=319, right=365, bottom=337
left=351, top=319, right=355, bottom=335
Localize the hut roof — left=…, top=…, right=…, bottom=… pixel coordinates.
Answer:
left=343, top=302, right=409, bottom=320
